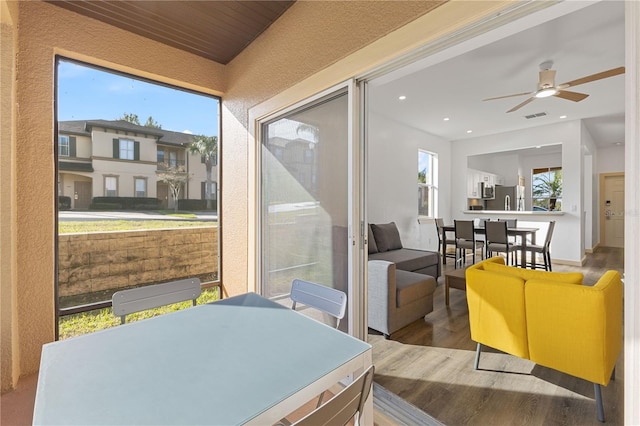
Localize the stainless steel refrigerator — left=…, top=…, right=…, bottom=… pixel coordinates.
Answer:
left=485, top=185, right=524, bottom=211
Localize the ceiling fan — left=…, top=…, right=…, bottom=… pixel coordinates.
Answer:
left=483, top=60, right=625, bottom=113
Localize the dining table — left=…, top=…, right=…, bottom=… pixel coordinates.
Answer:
left=441, top=224, right=539, bottom=268
left=33, top=292, right=373, bottom=425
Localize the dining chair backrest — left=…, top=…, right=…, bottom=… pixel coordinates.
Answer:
left=112, top=278, right=201, bottom=324
left=290, top=279, right=347, bottom=329
left=435, top=218, right=444, bottom=243
left=544, top=221, right=556, bottom=247
left=485, top=220, right=509, bottom=245
left=499, top=218, right=518, bottom=228
left=293, top=365, right=375, bottom=426
left=454, top=220, right=475, bottom=241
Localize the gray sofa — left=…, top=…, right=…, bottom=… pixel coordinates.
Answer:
left=368, top=260, right=437, bottom=339
left=367, top=222, right=440, bottom=338
left=368, top=222, right=440, bottom=278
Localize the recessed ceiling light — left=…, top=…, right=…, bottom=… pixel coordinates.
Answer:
left=466, top=130, right=473, bottom=134
left=559, top=115, right=567, bottom=119
left=398, top=95, right=406, bottom=100
left=443, top=117, right=450, bottom=121
left=615, top=142, right=622, bottom=146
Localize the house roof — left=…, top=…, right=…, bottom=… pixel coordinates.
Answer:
left=58, top=119, right=202, bottom=147
left=46, top=1, right=295, bottom=65
left=58, top=161, right=94, bottom=172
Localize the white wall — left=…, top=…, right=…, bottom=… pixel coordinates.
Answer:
left=367, top=111, right=451, bottom=252
left=596, top=144, right=625, bottom=173
left=451, top=120, right=584, bottom=264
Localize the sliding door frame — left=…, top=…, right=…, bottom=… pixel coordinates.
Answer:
left=253, top=80, right=366, bottom=339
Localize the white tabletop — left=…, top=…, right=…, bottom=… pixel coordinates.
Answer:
left=33, top=292, right=372, bottom=425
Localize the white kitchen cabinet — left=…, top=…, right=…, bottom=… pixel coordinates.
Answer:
left=467, top=169, right=481, bottom=198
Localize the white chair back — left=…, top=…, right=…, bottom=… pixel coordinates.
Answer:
left=290, top=279, right=347, bottom=328
left=112, top=278, right=201, bottom=324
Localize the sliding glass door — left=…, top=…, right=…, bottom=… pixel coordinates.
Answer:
left=260, top=90, right=354, bottom=332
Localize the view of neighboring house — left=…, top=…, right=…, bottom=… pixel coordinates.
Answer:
left=57, top=120, right=217, bottom=210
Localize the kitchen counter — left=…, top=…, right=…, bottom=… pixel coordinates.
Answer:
left=464, top=210, right=565, bottom=215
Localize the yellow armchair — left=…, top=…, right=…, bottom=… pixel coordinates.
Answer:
left=466, top=257, right=623, bottom=422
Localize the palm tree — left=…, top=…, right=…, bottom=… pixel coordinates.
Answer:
left=189, top=135, right=218, bottom=210
left=533, top=169, right=562, bottom=210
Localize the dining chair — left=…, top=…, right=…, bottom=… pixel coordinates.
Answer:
left=454, top=220, right=484, bottom=268
left=485, top=221, right=520, bottom=266
left=524, top=221, right=555, bottom=271
left=290, top=365, right=375, bottom=426
left=289, top=279, right=348, bottom=409
left=112, top=278, right=201, bottom=324
left=499, top=218, right=519, bottom=245
left=435, top=218, right=456, bottom=264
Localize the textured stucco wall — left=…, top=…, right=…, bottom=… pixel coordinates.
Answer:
left=222, top=1, right=445, bottom=295
left=1, top=0, right=18, bottom=393
left=4, top=0, right=225, bottom=388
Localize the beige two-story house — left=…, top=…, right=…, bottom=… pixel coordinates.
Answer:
left=58, top=120, right=217, bottom=210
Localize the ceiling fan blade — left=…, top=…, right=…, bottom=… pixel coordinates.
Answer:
left=507, top=97, right=535, bottom=113
left=554, top=90, right=589, bottom=102
left=558, top=66, right=625, bottom=89
left=483, top=92, right=532, bottom=101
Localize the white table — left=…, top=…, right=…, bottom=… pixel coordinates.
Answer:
left=33, top=292, right=373, bottom=425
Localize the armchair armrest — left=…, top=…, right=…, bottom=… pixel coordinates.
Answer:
left=466, top=268, right=529, bottom=359
left=525, top=271, right=623, bottom=385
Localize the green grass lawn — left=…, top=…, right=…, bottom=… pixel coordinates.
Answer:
left=59, top=220, right=215, bottom=234
left=59, top=287, right=220, bottom=340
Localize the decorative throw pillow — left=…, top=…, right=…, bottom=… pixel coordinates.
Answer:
left=370, top=222, right=403, bottom=252
left=368, top=225, right=378, bottom=254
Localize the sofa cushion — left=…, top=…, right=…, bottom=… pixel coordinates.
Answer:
left=368, top=225, right=378, bottom=254
left=369, top=248, right=438, bottom=273
left=482, top=260, right=583, bottom=284
left=395, top=270, right=436, bottom=308
left=370, top=222, right=403, bottom=252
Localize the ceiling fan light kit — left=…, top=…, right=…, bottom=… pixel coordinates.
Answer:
left=535, top=88, right=557, bottom=98
left=483, top=60, right=625, bottom=113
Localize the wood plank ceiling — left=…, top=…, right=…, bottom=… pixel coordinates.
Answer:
left=47, top=0, right=296, bottom=64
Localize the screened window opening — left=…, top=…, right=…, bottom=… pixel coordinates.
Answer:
left=56, top=58, right=220, bottom=339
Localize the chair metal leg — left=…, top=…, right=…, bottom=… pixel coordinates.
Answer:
left=611, top=366, right=616, bottom=381
left=594, top=383, right=605, bottom=422
left=474, top=343, right=482, bottom=370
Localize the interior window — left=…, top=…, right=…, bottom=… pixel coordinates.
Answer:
left=418, top=149, right=437, bottom=217
left=532, top=167, right=562, bottom=211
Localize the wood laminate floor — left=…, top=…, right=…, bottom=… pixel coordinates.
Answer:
left=369, top=247, right=624, bottom=425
